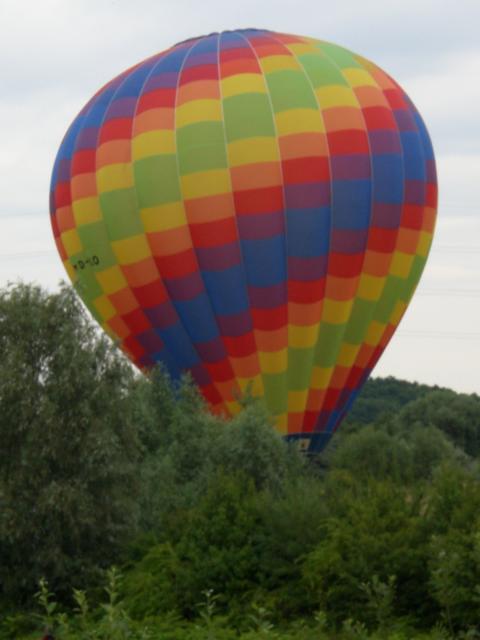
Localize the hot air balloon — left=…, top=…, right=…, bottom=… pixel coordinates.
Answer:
left=50, top=29, right=437, bottom=453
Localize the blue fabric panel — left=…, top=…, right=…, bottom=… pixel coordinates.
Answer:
left=157, top=324, right=201, bottom=368
left=286, top=207, right=330, bottom=257
left=241, top=234, right=287, bottom=287
left=372, top=155, right=404, bottom=203
left=400, top=132, right=425, bottom=180
left=202, top=265, right=250, bottom=316
left=331, top=180, right=372, bottom=230
left=175, top=294, right=221, bottom=343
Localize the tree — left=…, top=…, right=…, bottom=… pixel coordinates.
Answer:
left=0, top=283, right=140, bottom=601
left=396, top=390, right=480, bottom=457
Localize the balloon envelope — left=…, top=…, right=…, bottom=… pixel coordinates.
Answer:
left=50, top=29, right=437, bottom=453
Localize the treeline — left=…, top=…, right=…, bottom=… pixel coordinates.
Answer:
left=1, top=283, right=480, bottom=639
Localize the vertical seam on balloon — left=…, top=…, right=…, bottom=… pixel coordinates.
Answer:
left=360, top=77, right=431, bottom=382
left=171, top=35, right=237, bottom=413
left=126, top=41, right=217, bottom=385
left=52, top=81, right=123, bottom=287
left=50, top=115, right=88, bottom=283
left=215, top=31, right=265, bottom=403
left=309, top=42, right=376, bottom=435
left=68, top=85, right=123, bottom=317
left=401, top=86, right=434, bottom=293
left=391, top=82, right=427, bottom=306
left=90, top=52, right=194, bottom=378
left=90, top=59, right=162, bottom=352
left=331, top=62, right=408, bottom=430
left=237, top=29, right=290, bottom=429
left=273, top=35, right=334, bottom=443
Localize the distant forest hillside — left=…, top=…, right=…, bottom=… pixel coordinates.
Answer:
left=346, top=376, right=439, bottom=425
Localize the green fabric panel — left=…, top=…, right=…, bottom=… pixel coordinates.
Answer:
left=315, top=42, right=363, bottom=69
left=315, top=322, right=347, bottom=367
left=296, top=53, right=348, bottom=87
left=100, top=188, right=143, bottom=241
left=223, top=93, right=276, bottom=142
left=177, top=142, right=228, bottom=174
left=344, top=298, right=377, bottom=344
left=374, top=278, right=402, bottom=323
left=77, top=222, right=117, bottom=269
left=403, top=255, right=427, bottom=297
left=265, top=70, right=318, bottom=112
left=176, top=122, right=228, bottom=175
left=133, top=155, right=180, bottom=207
left=288, top=347, right=316, bottom=390
left=74, top=270, right=102, bottom=301
left=263, top=372, right=288, bottom=414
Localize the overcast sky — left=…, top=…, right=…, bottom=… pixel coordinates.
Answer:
left=0, top=0, right=479, bottom=393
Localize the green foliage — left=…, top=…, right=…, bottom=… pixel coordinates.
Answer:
left=301, top=474, right=435, bottom=627
left=344, top=376, right=434, bottom=426
left=2, top=282, right=480, bottom=640
left=329, top=423, right=463, bottom=484
left=427, top=465, right=480, bottom=630
left=0, top=283, right=140, bottom=601
left=132, top=370, right=305, bottom=535
left=396, top=390, right=480, bottom=457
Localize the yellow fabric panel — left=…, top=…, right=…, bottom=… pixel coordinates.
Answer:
left=315, top=85, right=359, bottom=109
left=221, top=73, right=266, bottom=98
left=417, top=231, right=433, bottom=257
left=95, top=266, right=128, bottom=295
left=322, top=298, right=353, bottom=324
left=226, top=400, right=242, bottom=415
left=357, top=273, right=385, bottom=301
left=390, top=300, right=407, bottom=326
left=227, top=137, right=279, bottom=166
left=276, top=109, right=325, bottom=135
left=286, top=42, right=318, bottom=56
left=93, top=295, right=117, bottom=321
left=288, top=389, right=309, bottom=413
left=96, top=163, right=133, bottom=193
left=342, top=68, right=378, bottom=87
left=176, top=99, right=223, bottom=127
left=390, top=251, right=415, bottom=279
left=73, top=197, right=102, bottom=226
left=141, top=202, right=188, bottom=232
left=337, top=343, right=360, bottom=367
left=261, top=55, right=300, bottom=72
left=289, top=323, right=318, bottom=348
left=181, top=169, right=231, bottom=199
left=112, top=235, right=151, bottom=265
left=310, top=366, right=334, bottom=390
left=63, top=260, right=76, bottom=281
left=365, top=321, right=386, bottom=346
left=61, top=229, right=82, bottom=257
left=132, top=131, right=175, bottom=159
left=259, top=349, right=288, bottom=374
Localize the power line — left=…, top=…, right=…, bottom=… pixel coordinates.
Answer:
left=0, top=246, right=480, bottom=258
left=0, top=250, right=55, bottom=258
left=417, top=289, right=480, bottom=297
left=433, top=246, right=480, bottom=253
left=397, top=330, right=480, bottom=341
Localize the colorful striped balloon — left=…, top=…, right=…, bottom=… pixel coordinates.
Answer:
left=50, top=29, right=437, bottom=453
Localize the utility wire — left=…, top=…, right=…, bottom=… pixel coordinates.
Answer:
left=0, top=246, right=480, bottom=259
left=397, top=331, right=480, bottom=341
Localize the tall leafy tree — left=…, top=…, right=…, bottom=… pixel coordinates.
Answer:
left=0, top=283, right=140, bottom=601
